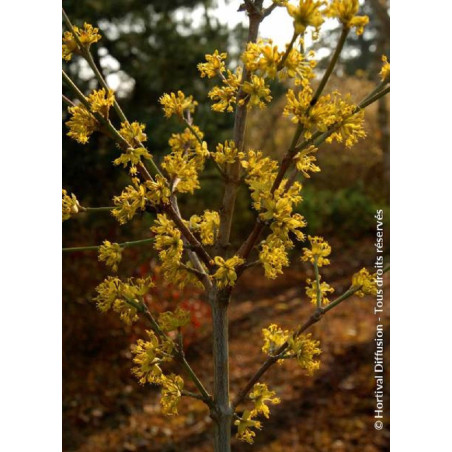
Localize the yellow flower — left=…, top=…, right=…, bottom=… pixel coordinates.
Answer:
left=190, top=210, right=220, bottom=246
left=213, top=140, right=239, bottom=166
left=62, top=22, right=101, bottom=61
left=159, top=91, right=198, bottom=119
left=65, top=105, right=98, bottom=144
left=160, top=374, right=184, bottom=415
left=197, top=50, right=227, bottom=78
left=326, top=108, right=366, bottom=148
left=241, top=75, right=272, bottom=109
left=305, top=277, right=334, bottom=305
left=294, top=146, right=320, bottom=178
left=380, top=55, right=390, bottom=82
left=279, top=47, right=316, bottom=83
left=112, top=180, right=147, bottom=224
left=351, top=268, right=377, bottom=297
left=94, top=276, right=154, bottom=324
left=62, top=189, right=82, bottom=221
left=283, top=87, right=337, bottom=139
left=113, top=147, right=153, bottom=168
left=163, top=126, right=209, bottom=194
left=262, top=324, right=289, bottom=356
left=98, top=240, right=122, bottom=272
left=287, top=333, right=321, bottom=375
left=239, top=150, right=279, bottom=211
left=158, top=307, right=191, bottom=332
left=302, top=235, right=331, bottom=267
left=325, top=0, right=369, bottom=35
left=259, top=238, right=289, bottom=279
left=208, top=68, right=242, bottom=113
left=112, top=176, right=170, bottom=224
left=286, top=0, right=325, bottom=37
left=213, top=256, right=245, bottom=289
left=87, top=88, right=115, bottom=118
left=234, top=410, right=262, bottom=444
left=131, top=329, right=173, bottom=385
left=151, top=214, right=185, bottom=283
left=119, top=121, right=147, bottom=145
left=241, top=39, right=282, bottom=79
left=249, top=383, right=280, bottom=419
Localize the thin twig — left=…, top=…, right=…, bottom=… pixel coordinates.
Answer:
left=62, top=237, right=154, bottom=253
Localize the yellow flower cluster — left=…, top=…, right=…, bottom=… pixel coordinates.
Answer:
left=131, top=330, right=171, bottom=384
left=239, top=151, right=306, bottom=279
left=160, top=374, right=184, bottom=415
left=258, top=241, right=289, bottom=279
left=259, top=182, right=306, bottom=249
left=213, top=256, right=245, bottom=289
left=325, top=0, right=369, bottom=35
left=305, top=277, right=334, bottom=305
left=131, top=331, right=184, bottom=415
left=98, top=240, right=122, bottom=272
left=212, top=140, right=239, bottom=167
left=262, top=324, right=322, bottom=374
left=380, top=55, right=390, bottom=82
left=197, top=50, right=227, bottom=78
left=262, top=324, right=289, bottom=356
left=151, top=214, right=185, bottom=280
left=112, top=176, right=170, bottom=224
left=158, top=307, right=191, bottom=332
left=284, top=86, right=367, bottom=147
left=62, top=22, right=101, bottom=61
left=119, top=121, right=147, bottom=145
left=302, top=235, right=331, bottom=266
left=286, top=0, right=325, bottom=37
left=65, top=105, right=98, bottom=144
left=284, top=87, right=335, bottom=137
left=287, top=333, right=321, bottom=375
left=241, top=38, right=315, bottom=86
left=241, top=75, right=272, bottom=109
left=234, top=410, right=262, bottom=444
left=189, top=210, right=220, bottom=246
left=294, top=146, right=320, bottom=178
left=159, top=91, right=198, bottom=119
left=113, top=147, right=153, bottom=171
left=352, top=268, right=377, bottom=297
left=249, top=383, right=280, bottom=419
left=162, top=126, right=209, bottom=194
left=242, top=39, right=281, bottom=79
left=208, top=68, right=242, bottom=113
left=62, top=189, right=81, bottom=221
left=87, top=88, right=115, bottom=117
left=94, top=276, right=153, bottom=324
left=239, top=150, right=279, bottom=211
left=65, top=89, right=115, bottom=144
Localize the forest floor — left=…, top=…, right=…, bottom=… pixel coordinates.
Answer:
left=63, top=239, right=390, bottom=452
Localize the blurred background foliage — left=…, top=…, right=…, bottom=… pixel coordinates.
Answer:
left=63, top=1, right=389, bottom=450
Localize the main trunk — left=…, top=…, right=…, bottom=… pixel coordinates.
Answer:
left=211, top=289, right=232, bottom=452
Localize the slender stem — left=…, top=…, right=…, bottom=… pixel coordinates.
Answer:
left=277, top=32, right=298, bottom=70
left=232, top=264, right=390, bottom=408
left=211, top=288, right=233, bottom=452
left=84, top=206, right=114, bottom=212
left=311, top=26, right=349, bottom=106
left=62, top=94, right=75, bottom=107
left=313, top=257, right=322, bottom=309
left=62, top=237, right=154, bottom=253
